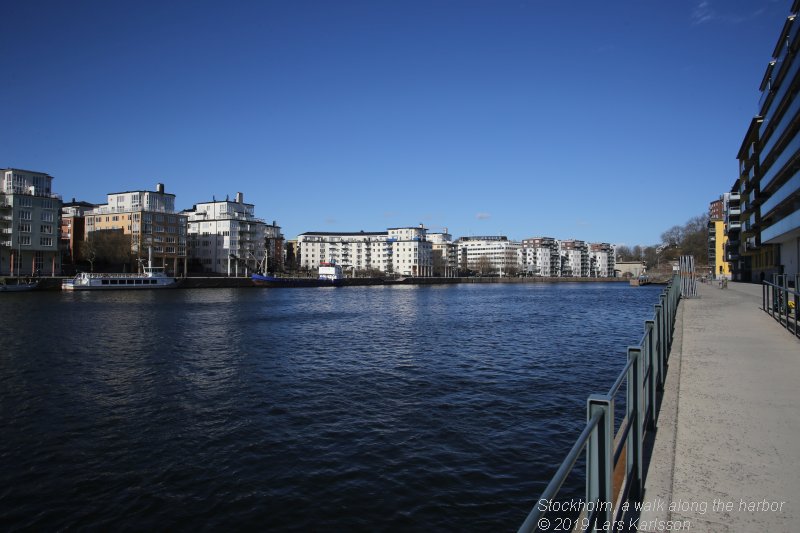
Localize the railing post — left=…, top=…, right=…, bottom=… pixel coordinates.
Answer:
left=626, top=347, right=644, bottom=500
left=645, top=321, right=657, bottom=427
left=660, top=294, right=669, bottom=351
left=654, top=303, right=664, bottom=377
left=587, top=394, right=613, bottom=527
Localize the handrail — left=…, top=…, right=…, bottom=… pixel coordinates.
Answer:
left=762, top=278, right=799, bottom=337
left=518, top=274, right=681, bottom=532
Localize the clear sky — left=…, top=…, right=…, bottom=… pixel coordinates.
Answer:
left=0, top=0, right=790, bottom=246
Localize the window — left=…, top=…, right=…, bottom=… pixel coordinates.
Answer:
left=19, top=197, right=32, bottom=207
left=19, top=235, right=31, bottom=245
left=19, top=210, right=31, bottom=220
left=18, top=223, right=31, bottom=232
left=40, top=237, right=53, bottom=247
left=40, top=224, right=52, bottom=234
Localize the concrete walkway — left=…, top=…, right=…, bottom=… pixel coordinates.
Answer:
left=638, top=281, right=800, bottom=532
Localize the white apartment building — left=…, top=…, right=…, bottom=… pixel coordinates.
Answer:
left=589, top=243, right=616, bottom=277
left=427, top=230, right=458, bottom=277
left=560, top=240, right=589, bottom=277
left=457, top=236, right=521, bottom=276
left=297, top=225, right=433, bottom=277
left=388, top=226, right=433, bottom=277
left=1, top=168, right=62, bottom=276
left=184, top=192, right=278, bottom=275
left=520, top=237, right=560, bottom=277
left=298, top=231, right=389, bottom=273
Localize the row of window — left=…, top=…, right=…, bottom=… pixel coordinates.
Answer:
left=18, top=236, right=54, bottom=247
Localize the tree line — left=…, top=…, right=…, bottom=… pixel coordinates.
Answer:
left=617, top=213, right=710, bottom=268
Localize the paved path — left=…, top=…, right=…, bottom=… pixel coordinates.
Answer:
left=638, top=281, right=800, bottom=532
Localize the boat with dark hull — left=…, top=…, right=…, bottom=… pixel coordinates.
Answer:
left=252, top=261, right=344, bottom=288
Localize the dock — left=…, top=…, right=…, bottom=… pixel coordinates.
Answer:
left=638, top=281, right=800, bottom=531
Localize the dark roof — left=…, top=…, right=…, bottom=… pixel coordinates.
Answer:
left=299, top=231, right=387, bottom=236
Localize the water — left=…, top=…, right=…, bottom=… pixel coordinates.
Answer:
left=0, top=283, right=662, bottom=531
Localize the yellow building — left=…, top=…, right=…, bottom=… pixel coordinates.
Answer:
left=85, top=183, right=187, bottom=275
left=709, top=218, right=731, bottom=279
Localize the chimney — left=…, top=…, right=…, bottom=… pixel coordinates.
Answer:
left=156, top=183, right=165, bottom=194
left=235, top=192, right=243, bottom=203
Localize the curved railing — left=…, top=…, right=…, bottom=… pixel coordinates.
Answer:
left=518, top=275, right=681, bottom=532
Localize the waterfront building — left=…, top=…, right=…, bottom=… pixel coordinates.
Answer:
left=85, top=183, right=188, bottom=275
left=560, top=239, right=590, bottom=277
left=60, top=199, right=97, bottom=269
left=456, top=236, right=521, bottom=276
left=183, top=193, right=281, bottom=276
left=426, top=230, right=457, bottom=277
left=298, top=231, right=389, bottom=274
left=708, top=198, right=731, bottom=280
left=297, top=225, right=433, bottom=277
left=734, top=1, right=800, bottom=281
left=520, top=237, right=560, bottom=276
left=589, top=243, right=615, bottom=277
left=388, top=226, right=433, bottom=277
left=0, top=168, right=62, bottom=276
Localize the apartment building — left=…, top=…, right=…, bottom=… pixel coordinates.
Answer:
left=0, top=168, right=62, bottom=276
left=388, top=226, right=433, bottom=277
left=456, top=236, right=521, bottom=276
left=560, top=240, right=589, bottom=277
left=85, top=183, right=187, bottom=275
left=520, top=237, right=560, bottom=277
left=184, top=192, right=280, bottom=275
left=427, top=230, right=458, bottom=277
left=589, top=243, right=615, bottom=278
left=297, top=225, right=433, bottom=277
left=734, top=1, right=800, bottom=281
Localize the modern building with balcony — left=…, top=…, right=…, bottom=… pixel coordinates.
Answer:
left=520, top=236, right=560, bottom=277
left=735, top=1, right=800, bottom=281
left=183, top=192, right=280, bottom=276
left=297, top=225, right=433, bottom=277
left=560, top=239, right=590, bottom=277
left=589, top=243, right=616, bottom=278
left=0, top=168, right=62, bottom=276
left=85, top=183, right=188, bottom=275
left=427, top=230, right=458, bottom=277
left=708, top=197, right=731, bottom=280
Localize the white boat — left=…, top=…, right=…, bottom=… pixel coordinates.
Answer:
left=318, top=261, right=344, bottom=282
left=62, top=250, right=177, bottom=291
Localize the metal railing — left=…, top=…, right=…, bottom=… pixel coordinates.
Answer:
left=762, top=275, right=799, bottom=337
left=518, top=274, right=681, bottom=532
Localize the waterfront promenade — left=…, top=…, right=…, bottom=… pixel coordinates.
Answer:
left=638, top=281, right=800, bottom=532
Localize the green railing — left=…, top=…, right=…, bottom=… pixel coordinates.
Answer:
left=518, top=275, right=681, bottom=532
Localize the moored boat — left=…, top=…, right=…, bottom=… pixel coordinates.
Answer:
left=251, top=261, right=344, bottom=288
left=62, top=249, right=177, bottom=291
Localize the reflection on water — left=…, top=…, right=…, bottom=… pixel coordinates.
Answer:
left=0, top=283, right=662, bottom=531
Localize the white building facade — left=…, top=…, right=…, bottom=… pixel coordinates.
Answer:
left=297, top=225, right=433, bottom=277
left=428, top=231, right=458, bottom=277
left=589, top=243, right=616, bottom=277
left=184, top=192, right=275, bottom=275
left=1, top=168, right=62, bottom=276
left=520, top=237, right=560, bottom=277
left=457, top=236, right=521, bottom=276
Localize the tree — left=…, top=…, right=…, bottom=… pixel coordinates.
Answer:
left=80, top=230, right=133, bottom=271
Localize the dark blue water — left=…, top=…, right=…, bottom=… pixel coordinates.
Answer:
left=0, top=283, right=661, bottom=531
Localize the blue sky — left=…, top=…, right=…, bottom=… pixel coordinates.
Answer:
left=0, top=0, right=790, bottom=245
